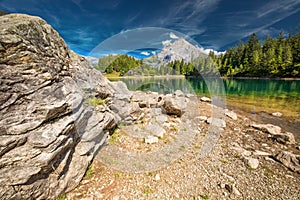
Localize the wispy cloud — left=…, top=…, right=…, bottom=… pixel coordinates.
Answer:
left=154, top=0, right=220, bottom=35
left=208, top=0, right=300, bottom=50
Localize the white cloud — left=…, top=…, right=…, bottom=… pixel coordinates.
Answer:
left=199, top=47, right=225, bottom=55
left=155, top=0, right=221, bottom=33
left=207, top=0, right=300, bottom=50
left=140, top=51, right=150, bottom=56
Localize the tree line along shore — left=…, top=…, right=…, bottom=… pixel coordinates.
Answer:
left=95, top=31, right=300, bottom=78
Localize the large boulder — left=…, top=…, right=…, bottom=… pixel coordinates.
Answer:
left=0, top=14, right=118, bottom=199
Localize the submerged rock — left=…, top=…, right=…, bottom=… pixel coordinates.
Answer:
left=0, top=14, right=118, bottom=199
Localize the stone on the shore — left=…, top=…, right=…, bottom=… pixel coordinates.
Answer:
left=272, top=112, right=283, bottom=117
left=155, top=115, right=168, bottom=123
left=231, top=144, right=252, bottom=157
left=225, top=109, right=238, bottom=120
left=253, top=150, right=271, bottom=156
left=174, top=90, right=185, bottom=97
left=200, top=96, right=211, bottom=102
left=155, top=174, right=161, bottom=181
left=274, top=151, right=300, bottom=173
left=198, top=116, right=208, bottom=121
left=162, top=96, right=187, bottom=117
left=146, top=123, right=166, bottom=138
left=251, top=123, right=281, bottom=135
left=243, top=157, right=259, bottom=169
left=272, top=132, right=296, bottom=145
left=206, top=117, right=226, bottom=128
left=145, top=136, right=159, bottom=144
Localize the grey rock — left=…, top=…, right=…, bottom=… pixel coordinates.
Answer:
left=206, top=117, right=226, bottom=128
left=253, top=150, right=271, bottom=156
left=155, top=115, right=168, bottom=123
left=110, top=81, right=132, bottom=102
left=146, top=123, right=166, bottom=138
left=272, top=132, right=296, bottom=145
left=131, top=91, right=159, bottom=108
left=198, top=116, right=208, bottom=121
left=272, top=112, right=283, bottom=117
left=231, top=145, right=252, bottom=157
left=150, top=108, right=162, bottom=116
left=225, top=109, right=238, bottom=120
left=200, top=96, right=211, bottom=102
left=243, top=157, right=259, bottom=169
left=162, top=96, right=187, bottom=117
left=145, top=136, right=159, bottom=144
left=251, top=123, right=281, bottom=135
left=0, top=14, right=118, bottom=199
left=174, top=90, right=185, bottom=97
left=274, top=151, right=300, bottom=173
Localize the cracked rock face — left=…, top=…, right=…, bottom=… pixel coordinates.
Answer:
left=0, top=14, right=118, bottom=199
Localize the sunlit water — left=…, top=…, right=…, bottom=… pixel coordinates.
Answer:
left=118, top=76, right=300, bottom=138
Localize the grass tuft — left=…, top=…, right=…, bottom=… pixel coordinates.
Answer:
left=83, top=163, right=94, bottom=179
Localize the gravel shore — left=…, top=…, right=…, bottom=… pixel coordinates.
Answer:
left=67, top=100, right=300, bottom=200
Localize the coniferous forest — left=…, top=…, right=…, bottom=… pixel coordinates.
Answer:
left=211, top=32, right=300, bottom=77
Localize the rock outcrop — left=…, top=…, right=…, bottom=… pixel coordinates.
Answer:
left=0, top=14, right=119, bottom=199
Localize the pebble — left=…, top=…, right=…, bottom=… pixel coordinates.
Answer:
left=198, top=116, right=208, bottom=121
left=272, top=112, right=283, bottom=117
left=145, top=136, right=159, bottom=144
left=200, top=96, right=211, bottom=102
left=244, top=157, right=259, bottom=169
left=155, top=174, right=161, bottom=181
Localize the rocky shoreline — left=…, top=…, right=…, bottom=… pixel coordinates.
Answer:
left=67, top=94, right=300, bottom=199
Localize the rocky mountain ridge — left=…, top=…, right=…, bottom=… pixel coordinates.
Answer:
left=156, top=37, right=207, bottom=63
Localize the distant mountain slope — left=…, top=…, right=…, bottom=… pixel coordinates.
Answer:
left=156, top=38, right=207, bottom=63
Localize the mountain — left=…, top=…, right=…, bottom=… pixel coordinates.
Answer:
left=156, top=38, right=207, bottom=63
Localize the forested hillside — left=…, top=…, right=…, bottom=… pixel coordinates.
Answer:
left=211, top=31, right=300, bottom=77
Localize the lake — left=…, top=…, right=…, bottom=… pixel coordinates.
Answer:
left=118, top=76, right=300, bottom=137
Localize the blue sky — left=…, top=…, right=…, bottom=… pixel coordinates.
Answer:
left=1, top=0, right=299, bottom=56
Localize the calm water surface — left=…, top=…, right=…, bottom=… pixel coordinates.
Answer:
left=119, top=77, right=300, bottom=136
